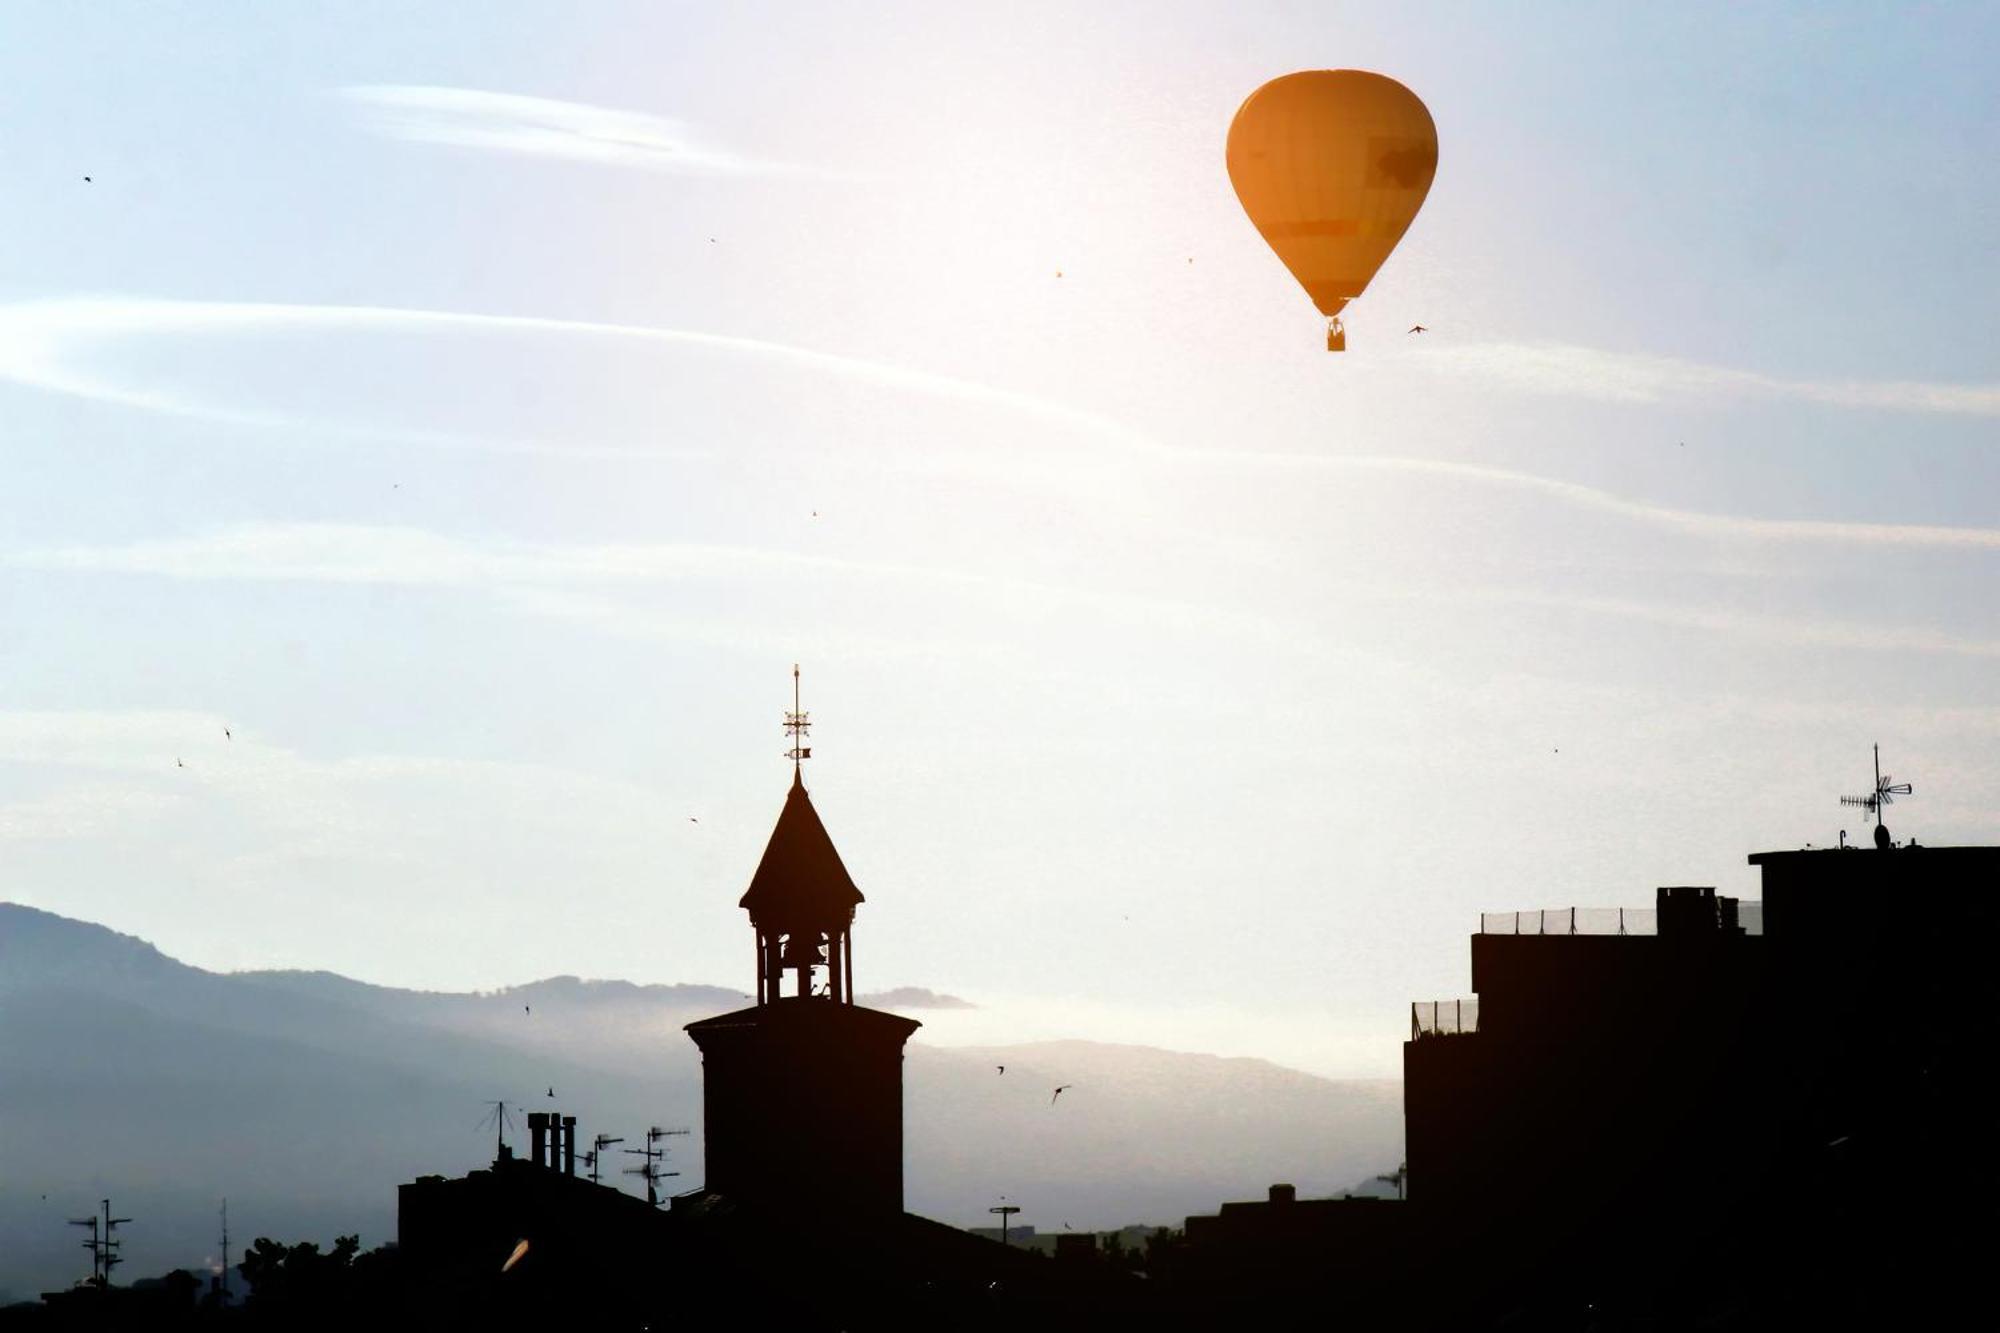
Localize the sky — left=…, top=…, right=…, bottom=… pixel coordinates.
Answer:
left=2, top=2, right=1995, bottom=1078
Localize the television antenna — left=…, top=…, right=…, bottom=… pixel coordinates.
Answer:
left=621, top=1126, right=689, bottom=1205
left=1375, top=1162, right=1408, bottom=1201
left=68, top=1214, right=101, bottom=1286
left=988, top=1202, right=1021, bottom=1247
left=1840, top=744, right=1912, bottom=828
left=69, top=1200, right=130, bottom=1286
left=588, top=1134, right=624, bottom=1185
left=477, top=1100, right=517, bottom=1160
left=216, top=1199, right=231, bottom=1302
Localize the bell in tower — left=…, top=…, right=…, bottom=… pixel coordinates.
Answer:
left=684, top=668, right=922, bottom=1219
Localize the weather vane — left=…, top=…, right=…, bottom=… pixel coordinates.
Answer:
left=784, top=664, right=811, bottom=773
left=1840, top=743, right=1912, bottom=829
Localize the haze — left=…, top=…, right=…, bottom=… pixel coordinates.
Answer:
left=3, top=2, right=1996, bottom=1079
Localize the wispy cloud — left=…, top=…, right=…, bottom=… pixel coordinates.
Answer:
left=0, top=296, right=1153, bottom=456
left=3, top=521, right=1276, bottom=645
left=1235, top=455, right=2000, bottom=552
left=341, top=85, right=807, bottom=176
left=15, top=519, right=2000, bottom=664
left=1418, top=341, right=2000, bottom=416
left=4, top=296, right=1999, bottom=556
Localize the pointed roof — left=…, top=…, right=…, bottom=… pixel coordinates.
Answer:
left=738, top=771, right=864, bottom=920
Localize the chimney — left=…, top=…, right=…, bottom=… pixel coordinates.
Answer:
left=1269, top=1183, right=1296, bottom=1204
left=1657, top=885, right=1718, bottom=937
left=561, top=1116, right=578, bottom=1176
left=527, top=1112, right=550, bottom=1169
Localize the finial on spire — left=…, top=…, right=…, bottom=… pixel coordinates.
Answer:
left=785, top=664, right=812, bottom=777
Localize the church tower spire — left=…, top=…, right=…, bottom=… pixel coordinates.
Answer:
left=684, top=668, right=921, bottom=1220
left=743, top=666, right=860, bottom=1004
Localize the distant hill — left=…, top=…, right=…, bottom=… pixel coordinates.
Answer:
left=0, top=903, right=1400, bottom=1297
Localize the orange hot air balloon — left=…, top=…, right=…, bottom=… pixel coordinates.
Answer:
left=1226, top=70, right=1437, bottom=351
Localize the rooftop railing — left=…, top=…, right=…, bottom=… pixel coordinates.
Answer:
left=1480, top=907, right=1657, bottom=936
left=1478, top=904, right=1763, bottom=936
left=1410, top=998, right=1479, bottom=1039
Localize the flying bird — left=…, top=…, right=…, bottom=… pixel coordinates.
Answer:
left=688, top=816, right=699, bottom=823
left=546, top=1086, right=555, bottom=1098
left=82, top=176, right=91, bottom=183
left=524, top=1005, right=531, bottom=1015
left=176, top=758, right=184, bottom=768
left=1051, top=1084, right=1073, bottom=1105
left=224, top=728, right=231, bottom=740
left=995, top=1065, right=1005, bottom=1075
left=1407, top=325, right=1428, bottom=334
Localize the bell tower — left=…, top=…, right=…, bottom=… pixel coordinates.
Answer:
left=745, top=666, right=860, bottom=1005
left=684, top=669, right=921, bottom=1219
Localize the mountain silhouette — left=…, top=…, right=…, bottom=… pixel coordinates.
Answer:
left=0, top=903, right=1398, bottom=1298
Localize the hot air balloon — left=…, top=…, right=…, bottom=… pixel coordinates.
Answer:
left=1226, top=70, right=1437, bottom=351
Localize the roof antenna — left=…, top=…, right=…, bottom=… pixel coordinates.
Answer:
left=1840, top=743, right=1912, bottom=847
left=784, top=664, right=812, bottom=782
left=479, top=1100, right=516, bottom=1162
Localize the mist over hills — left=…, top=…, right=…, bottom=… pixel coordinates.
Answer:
left=0, top=903, right=1400, bottom=1299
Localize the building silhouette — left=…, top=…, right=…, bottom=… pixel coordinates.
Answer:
left=385, top=708, right=1133, bottom=1329
left=1394, top=845, right=1999, bottom=1327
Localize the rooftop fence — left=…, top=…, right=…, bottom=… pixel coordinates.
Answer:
left=1478, top=904, right=1763, bottom=936
left=1410, top=998, right=1479, bottom=1039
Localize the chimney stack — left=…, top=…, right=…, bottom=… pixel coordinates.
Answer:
left=561, top=1116, right=578, bottom=1175
left=527, top=1112, right=550, bottom=1168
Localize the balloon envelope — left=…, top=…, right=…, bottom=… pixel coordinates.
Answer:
left=1226, top=70, right=1437, bottom=323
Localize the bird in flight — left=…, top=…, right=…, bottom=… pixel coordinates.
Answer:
left=1050, top=1084, right=1073, bottom=1105
left=995, top=1065, right=1005, bottom=1075
left=1407, top=324, right=1428, bottom=334
left=524, top=1005, right=531, bottom=1015
left=82, top=176, right=91, bottom=183
left=176, top=758, right=184, bottom=768
left=546, top=1086, right=555, bottom=1098
left=224, top=728, right=231, bottom=740
left=688, top=816, right=699, bottom=824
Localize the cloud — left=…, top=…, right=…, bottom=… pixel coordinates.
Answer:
left=0, top=295, right=1156, bottom=457
left=3, top=521, right=1285, bottom=656
left=858, top=986, right=977, bottom=1010
left=17, top=519, right=1999, bottom=666
left=1234, top=455, right=2000, bottom=552
left=4, top=296, right=1999, bottom=557
left=341, top=85, right=807, bottom=176
left=1418, top=341, right=2000, bottom=416
left=0, top=784, right=183, bottom=841
left=1414, top=585, right=2000, bottom=660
